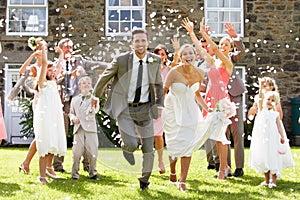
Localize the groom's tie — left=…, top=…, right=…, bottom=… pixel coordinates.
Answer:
left=133, top=60, right=143, bottom=103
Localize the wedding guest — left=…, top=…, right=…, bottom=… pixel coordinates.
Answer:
left=33, top=39, right=66, bottom=184
left=18, top=37, right=62, bottom=175
left=92, top=28, right=164, bottom=190
left=69, top=76, right=100, bottom=180
left=198, top=36, right=220, bottom=172
left=248, top=77, right=282, bottom=120
left=182, top=17, right=236, bottom=180
left=248, top=87, right=294, bottom=188
left=53, top=38, right=108, bottom=173
left=223, top=23, right=247, bottom=178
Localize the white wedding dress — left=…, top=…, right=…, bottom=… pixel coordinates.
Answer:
left=162, top=82, right=231, bottom=158
left=33, top=80, right=67, bottom=157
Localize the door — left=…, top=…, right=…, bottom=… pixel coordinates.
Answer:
left=4, top=64, right=34, bottom=145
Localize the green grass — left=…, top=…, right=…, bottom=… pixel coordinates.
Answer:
left=0, top=147, right=299, bottom=200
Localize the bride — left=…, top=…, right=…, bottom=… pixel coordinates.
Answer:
left=162, top=43, right=211, bottom=192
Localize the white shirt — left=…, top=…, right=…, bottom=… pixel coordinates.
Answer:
left=128, top=53, right=150, bottom=103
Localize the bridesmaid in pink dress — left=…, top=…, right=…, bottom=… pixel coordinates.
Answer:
left=183, top=17, right=235, bottom=180
left=0, top=100, right=7, bottom=144
left=153, top=41, right=179, bottom=174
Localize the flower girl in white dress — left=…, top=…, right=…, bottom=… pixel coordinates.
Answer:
left=248, top=80, right=294, bottom=188
left=33, top=39, right=66, bottom=184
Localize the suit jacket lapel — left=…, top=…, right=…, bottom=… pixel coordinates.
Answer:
left=126, top=53, right=134, bottom=93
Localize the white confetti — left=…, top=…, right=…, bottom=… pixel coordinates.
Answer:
left=150, top=12, right=156, bottom=18
left=285, top=44, right=290, bottom=48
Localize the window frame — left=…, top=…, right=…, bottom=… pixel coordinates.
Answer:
left=6, top=0, right=48, bottom=36
left=105, top=0, right=146, bottom=37
left=204, top=0, right=244, bottom=37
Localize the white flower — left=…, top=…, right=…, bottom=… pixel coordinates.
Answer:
left=215, top=98, right=237, bottom=118
left=147, top=57, right=154, bottom=63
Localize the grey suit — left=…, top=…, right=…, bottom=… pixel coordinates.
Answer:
left=93, top=51, right=163, bottom=183
left=69, top=94, right=99, bottom=179
left=227, top=39, right=246, bottom=169
left=53, top=55, right=108, bottom=171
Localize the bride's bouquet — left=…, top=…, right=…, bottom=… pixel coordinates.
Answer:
left=215, top=97, right=237, bottom=118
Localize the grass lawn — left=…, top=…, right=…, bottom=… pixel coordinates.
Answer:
left=0, top=147, right=299, bottom=200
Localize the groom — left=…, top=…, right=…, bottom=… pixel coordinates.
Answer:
left=93, top=28, right=164, bottom=190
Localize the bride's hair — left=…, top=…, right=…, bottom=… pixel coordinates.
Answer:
left=178, top=44, right=196, bottom=57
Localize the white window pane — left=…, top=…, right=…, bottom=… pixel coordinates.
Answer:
left=220, top=0, right=230, bottom=8
left=120, top=0, right=131, bottom=6
left=10, top=0, right=45, bottom=5
left=208, top=23, right=218, bottom=34
left=109, top=0, right=119, bottom=6
left=34, top=0, right=45, bottom=5
left=132, top=0, right=143, bottom=6
left=132, top=22, right=142, bottom=29
left=9, top=0, right=21, bottom=4
left=121, top=22, right=130, bottom=32
left=219, top=11, right=230, bottom=23
left=120, top=10, right=130, bottom=20
left=109, top=10, right=119, bottom=20
left=132, top=10, right=142, bottom=21
left=207, top=11, right=218, bottom=22
left=108, top=22, right=119, bottom=33
left=207, top=1, right=217, bottom=7
left=230, top=0, right=241, bottom=8
left=231, top=11, right=241, bottom=22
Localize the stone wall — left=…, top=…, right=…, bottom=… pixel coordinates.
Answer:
left=0, top=0, right=299, bottom=141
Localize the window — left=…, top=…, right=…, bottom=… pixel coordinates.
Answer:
left=205, top=0, right=244, bottom=37
left=6, top=0, right=48, bottom=36
left=105, top=0, right=145, bottom=36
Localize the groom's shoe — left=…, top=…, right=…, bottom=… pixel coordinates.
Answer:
left=233, top=168, right=244, bottom=177
left=139, top=180, right=150, bottom=190
left=123, top=151, right=135, bottom=165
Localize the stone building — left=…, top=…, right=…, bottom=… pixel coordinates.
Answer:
left=0, top=0, right=299, bottom=145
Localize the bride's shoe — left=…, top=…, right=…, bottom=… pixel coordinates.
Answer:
left=169, top=173, right=177, bottom=185
left=46, top=167, right=61, bottom=179
left=178, top=182, right=186, bottom=192
left=224, top=167, right=232, bottom=178
left=37, top=177, right=48, bottom=184
left=19, top=163, right=30, bottom=174
left=217, top=171, right=226, bottom=180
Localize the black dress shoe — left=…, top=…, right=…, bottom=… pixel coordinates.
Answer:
left=83, top=166, right=90, bottom=172
left=207, top=164, right=215, bottom=170
left=233, top=168, right=244, bottom=177
left=139, top=181, right=150, bottom=190
left=123, top=151, right=135, bottom=165
left=72, top=177, right=79, bottom=180
left=90, top=174, right=99, bottom=180
left=54, top=168, right=67, bottom=173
